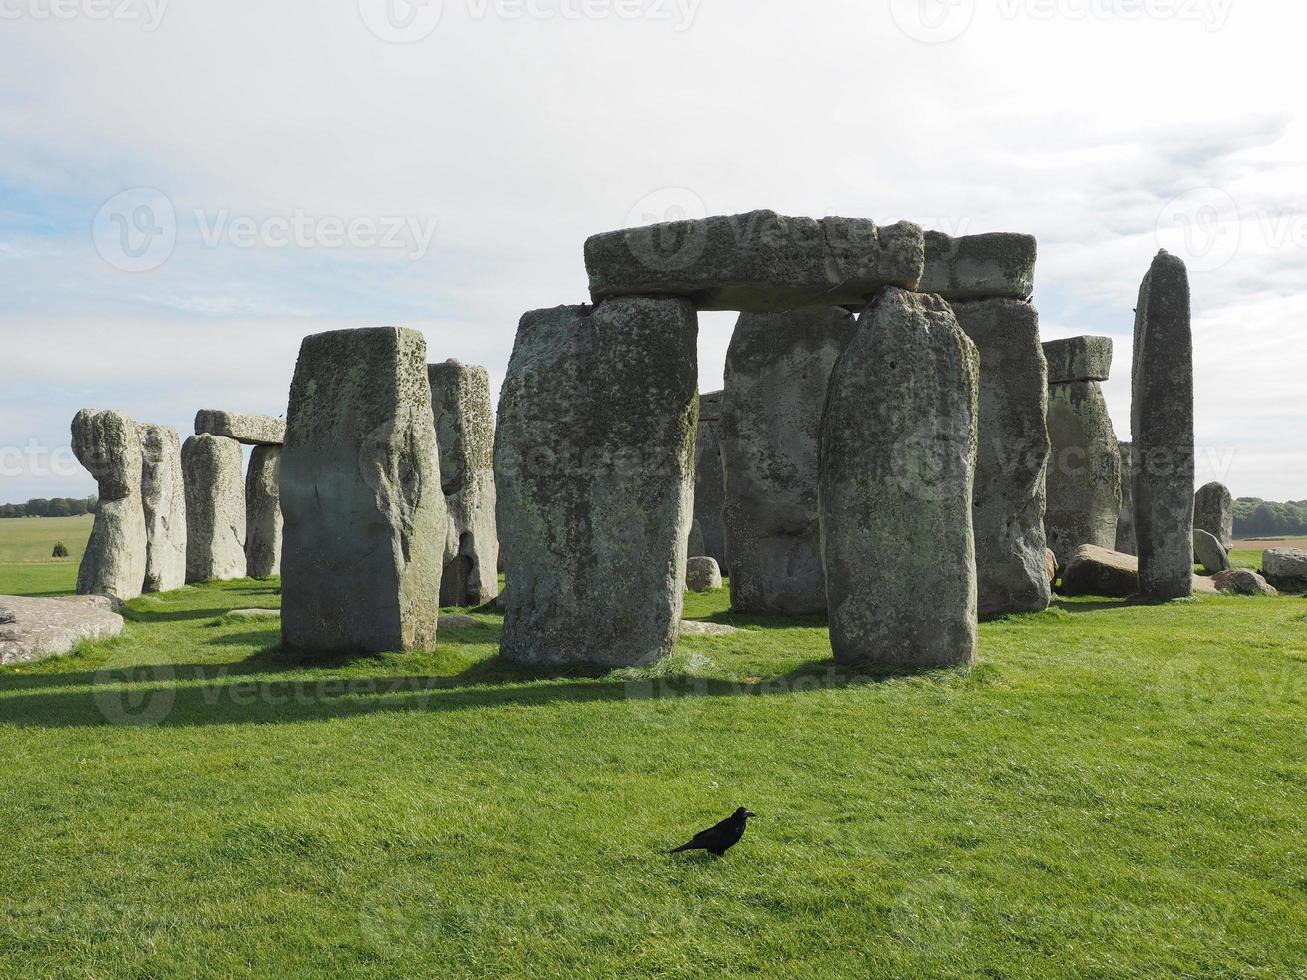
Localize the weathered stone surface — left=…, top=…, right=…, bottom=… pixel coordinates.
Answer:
left=1059, top=544, right=1139, bottom=598
left=1262, top=548, right=1307, bottom=593
left=281, top=327, right=446, bottom=653
left=1045, top=549, right=1059, bottom=588
left=686, top=556, right=723, bottom=592
left=194, top=410, right=285, bottom=446
left=1194, top=482, right=1234, bottom=549
left=692, top=390, right=727, bottom=571
left=679, top=620, right=739, bottom=637
left=951, top=299, right=1051, bottom=616
left=1213, top=569, right=1278, bottom=596
left=1132, top=251, right=1195, bottom=600
left=1043, top=335, right=1113, bottom=384
left=721, top=307, right=854, bottom=615
left=429, top=360, right=499, bottom=607
left=819, top=288, right=979, bottom=667
left=1116, top=442, right=1137, bottom=555
left=137, top=423, right=187, bottom=593
left=585, top=210, right=924, bottom=312
left=72, top=409, right=147, bottom=601
left=687, top=519, right=705, bottom=559
left=1045, top=381, right=1121, bottom=566
left=0, top=595, right=124, bottom=666
left=182, top=434, right=247, bottom=583
left=495, top=299, right=697, bottom=666
left=920, top=230, right=1036, bottom=301
left=1192, top=528, right=1231, bottom=574
left=244, top=445, right=282, bottom=578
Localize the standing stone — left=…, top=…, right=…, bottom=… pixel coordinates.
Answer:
left=819, top=288, right=979, bottom=667
left=244, top=445, right=282, bottom=578
left=951, top=299, right=1051, bottom=616
left=495, top=299, right=697, bottom=667
left=721, top=307, right=855, bottom=615
left=692, top=391, right=728, bottom=572
left=428, top=359, right=499, bottom=607
left=182, top=434, right=247, bottom=583
left=1132, top=251, right=1194, bottom=600
left=1044, top=337, right=1121, bottom=567
left=71, top=409, right=146, bottom=601
left=1194, top=482, right=1234, bottom=550
left=137, top=423, right=187, bottom=593
left=281, top=327, right=446, bottom=654
left=1116, top=442, right=1137, bottom=555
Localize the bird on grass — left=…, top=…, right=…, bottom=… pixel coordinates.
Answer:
left=669, top=807, right=756, bottom=857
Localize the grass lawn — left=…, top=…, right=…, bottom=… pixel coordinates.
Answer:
left=1, top=554, right=1305, bottom=976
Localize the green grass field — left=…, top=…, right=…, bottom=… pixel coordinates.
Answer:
left=1, top=520, right=1305, bottom=976
left=0, top=515, right=91, bottom=597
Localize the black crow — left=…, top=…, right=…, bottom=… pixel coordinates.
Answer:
left=669, top=807, right=756, bottom=857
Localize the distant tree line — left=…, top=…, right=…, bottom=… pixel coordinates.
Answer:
left=1233, top=498, right=1307, bottom=537
left=0, top=497, right=99, bottom=519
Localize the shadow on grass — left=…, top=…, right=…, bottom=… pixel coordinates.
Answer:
left=0, top=646, right=935, bottom=730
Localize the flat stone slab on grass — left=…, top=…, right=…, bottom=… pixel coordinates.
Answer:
left=195, top=410, right=286, bottom=446
left=919, top=231, right=1036, bottom=301
left=1213, top=569, right=1278, bottom=596
left=0, top=595, right=124, bottom=665
left=679, top=620, right=740, bottom=637
left=1262, top=548, right=1307, bottom=593
left=585, top=210, right=924, bottom=313
left=1060, top=544, right=1217, bottom=598
left=1043, top=335, right=1113, bottom=384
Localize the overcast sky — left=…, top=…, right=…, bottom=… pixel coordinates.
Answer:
left=1, top=0, right=1304, bottom=502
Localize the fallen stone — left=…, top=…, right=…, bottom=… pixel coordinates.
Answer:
left=495, top=299, right=697, bottom=667
left=686, top=556, right=723, bottom=592
left=182, top=434, right=247, bottom=583
left=0, top=595, right=124, bottom=666
left=1131, top=250, right=1195, bottom=600
left=1193, top=482, right=1234, bottom=550
left=692, top=391, right=728, bottom=572
left=72, top=409, right=147, bottom=602
left=585, top=210, right=924, bottom=312
left=429, top=360, right=499, bottom=607
left=244, top=445, right=282, bottom=578
left=919, top=230, right=1036, bottom=301
left=281, top=327, right=446, bottom=654
left=1043, top=335, right=1113, bottom=384
left=137, top=423, right=187, bottom=593
left=1045, top=379, right=1122, bottom=566
left=1059, top=545, right=1139, bottom=598
left=819, top=288, right=979, bottom=667
left=951, top=298, right=1051, bottom=616
left=1115, top=441, right=1137, bottom=556
left=1192, top=528, right=1231, bottom=574
left=1212, top=569, right=1278, bottom=596
left=194, top=410, right=285, bottom=446
left=438, top=614, right=480, bottom=630
left=679, top=620, right=740, bottom=637
left=226, top=608, right=280, bottom=620
left=1262, top=548, right=1307, bottom=593
left=721, top=307, right=854, bottom=614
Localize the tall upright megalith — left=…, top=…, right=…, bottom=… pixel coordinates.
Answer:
left=819, top=288, right=979, bottom=667
left=182, top=434, right=247, bottom=583
left=691, top=390, right=727, bottom=571
left=72, top=409, right=147, bottom=601
left=137, top=422, right=187, bottom=593
left=1116, top=442, right=1137, bottom=555
left=429, top=359, right=499, bottom=607
left=1131, top=251, right=1194, bottom=600
left=495, top=299, right=698, bottom=667
left=1043, top=336, right=1121, bottom=566
left=281, top=327, right=446, bottom=653
left=720, top=307, right=854, bottom=615
left=244, top=445, right=282, bottom=578
left=950, top=299, right=1051, bottom=616
left=1194, top=482, right=1233, bottom=550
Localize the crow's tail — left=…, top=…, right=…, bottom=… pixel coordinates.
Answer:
left=669, top=844, right=692, bottom=854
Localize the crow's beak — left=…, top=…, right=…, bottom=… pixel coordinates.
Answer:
left=745, top=810, right=757, bottom=819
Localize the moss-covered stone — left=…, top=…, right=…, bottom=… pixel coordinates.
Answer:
left=1045, top=381, right=1121, bottom=566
